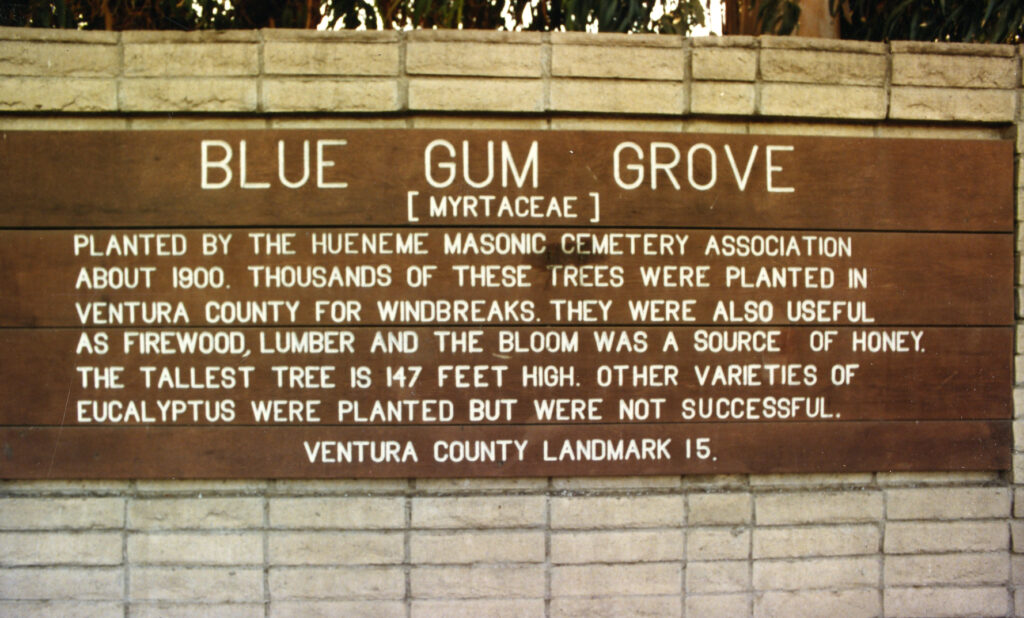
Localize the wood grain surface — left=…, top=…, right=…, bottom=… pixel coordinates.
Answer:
left=1, top=421, right=1009, bottom=478
left=0, top=327, right=1009, bottom=426
left=0, top=131, right=1012, bottom=231
left=0, top=130, right=1013, bottom=478
left=0, top=229, right=1012, bottom=326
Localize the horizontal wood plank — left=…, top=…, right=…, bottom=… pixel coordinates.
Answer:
left=0, top=327, right=1009, bottom=426
left=0, top=131, right=1012, bottom=231
left=0, top=421, right=1009, bottom=478
left=0, top=229, right=1012, bottom=326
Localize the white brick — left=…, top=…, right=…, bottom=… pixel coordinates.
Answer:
left=692, top=46, right=756, bottom=81
left=688, top=493, right=752, bottom=525
left=886, top=487, right=1010, bottom=520
left=754, top=589, right=880, bottom=618
left=552, top=595, right=682, bottom=617
left=412, top=531, right=544, bottom=564
left=409, top=77, right=542, bottom=112
left=268, top=566, right=405, bottom=600
left=761, top=49, right=886, bottom=85
left=681, top=475, right=747, bottom=490
left=550, top=79, right=685, bottom=115
left=270, top=497, right=404, bottom=529
left=269, top=479, right=406, bottom=494
left=685, top=593, right=751, bottom=617
left=129, top=567, right=263, bottom=602
left=269, top=532, right=403, bottom=565
left=0, top=77, right=115, bottom=111
left=686, top=560, right=749, bottom=594
left=0, top=498, right=123, bottom=529
left=691, top=82, right=756, bottom=115
left=411, top=565, right=544, bottom=599
left=264, top=41, right=398, bottom=76
left=272, top=600, right=404, bottom=618
left=884, top=587, right=1010, bottom=617
left=408, top=41, right=540, bottom=77
left=760, top=83, right=885, bottom=119
left=128, top=498, right=262, bottom=530
left=553, top=563, right=682, bottom=596
left=749, top=473, right=873, bottom=488
left=417, top=478, right=548, bottom=492
left=753, top=557, right=878, bottom=590
left=687, top=527, right=750, bottom=560
left=0, top=532, right=121, bottom=566
left=551, top=44, right=683, bottom=80
left=262, top=78, right=398, bottom=112
left=753, top=525, right=879, bottom=558
left=412, top=599, right=545, bottom=618
left=413, top=496, right=544, bottom=528
left=892, top=53, right=1017, bottom=88
left=133, top=480, right=266, bottom=494
left=890, top=87, right=1016, bottom=122
left=120, top=78, right=256, bottom=112
left=128, top=532, right=262, bottom=565
left=0, top=568, right=123, bottom=600
left=552, top=530, right=684, bottom=564
left=886, top=521, right=1008, bottom=554
left=0, top=41, right=118, bottom=76
left=124, top=43, right=257, bottom=76
left=885, top=553, right=1009, bottom=586
left=551, top=495, right=683, bottom=528
left=0, top=601, right=124, bottom=618
left=550, top=476, right=680, bottom=490
left=128, top=604, right=262, bottom=618
left=756, top=491, right=882, bottom=524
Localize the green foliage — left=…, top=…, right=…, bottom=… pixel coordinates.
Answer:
left=756, top=0, right=799, bottom=35
left=1, top=0, right=704, bottom=32
left=511, top=0, right=703, bottom=33
left=2, top=0, right=238, bottom=29
left=830, top=0, right=1024, bottom=43
left=7, top=0, right=1021, bottom=42
left=657, top=0, right=704, bottom=34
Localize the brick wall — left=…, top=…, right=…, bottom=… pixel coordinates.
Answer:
left=1, top=26, right=1022, bottom=617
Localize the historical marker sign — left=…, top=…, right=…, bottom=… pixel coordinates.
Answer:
left=0, top=130, right=1012, bottom=478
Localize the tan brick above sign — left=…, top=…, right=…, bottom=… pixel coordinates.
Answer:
left=123, top=43, right=258, bottom=77
left=760, top=83, right=886, bottom=119
left=760, top=48, right=887, bottom=86
left=264, top=41, right=400, bottom=76
left=890, top=86, right=1016, bottom=122
left=0, top=40, right=118, bottom=76
left=551, top=42, right=684, bottom=80
left=892, top=53, right=1018, bottom=89
left=0, top=28, right=1017, bottom=123
left=0, top=77, right=115, bottom=111
left=691, top=44, right=757, bottom=82
left=408, top=41, right=541, bottom=77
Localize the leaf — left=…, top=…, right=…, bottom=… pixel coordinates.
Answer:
left=992, top=2, right=1011, bottom=41
left=981, top=0, right=996, bottom=26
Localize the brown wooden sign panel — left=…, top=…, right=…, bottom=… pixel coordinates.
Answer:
left=0, top=229, right=1012, bottom=327
left=1, top=421, right=1008, bottom=478
left=0, top=327, right=1010, bottom=426
left=0, top=130, right=1013, bottom=478
left=0, top=131, right=1012, bottom=231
